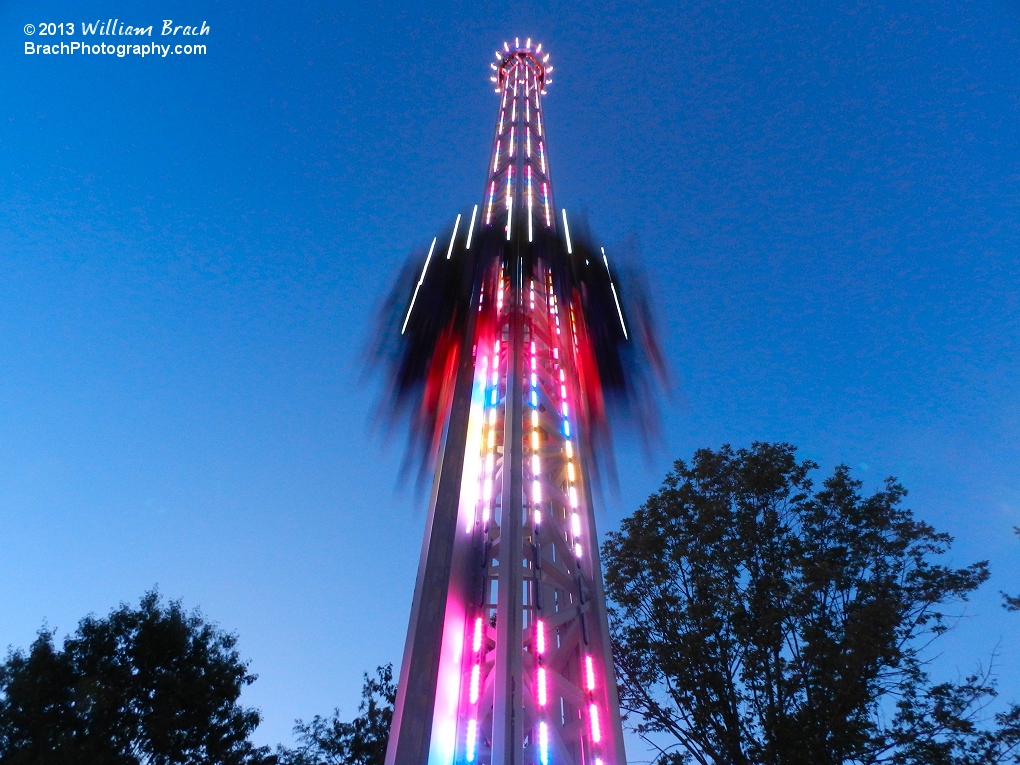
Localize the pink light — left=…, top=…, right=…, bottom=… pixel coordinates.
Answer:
left=590, top=704, right=601, bottom=742
left=575, top=543, right=583, bottom=558
left=469, top=664, right=481, bottom=703
left=533, top=509, right=542, bottom=525
left=585, top=655, right=596, bottom=690
left=537, top=667, right=548, bottom=706
left=571, top=513, right=581, bottom=537
left=536, top=620, right=546, bottom=654
left=473, top=617, right=483, bottom=653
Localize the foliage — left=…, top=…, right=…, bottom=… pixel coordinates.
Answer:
left=603, top=442, right=1020, bottom=765
left=0, top=589, right=273, bottom=765
left=277, top=665, right=394, bottom=765
left=1003, top=528, right=1020, bottom=613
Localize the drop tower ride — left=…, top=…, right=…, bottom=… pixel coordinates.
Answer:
left=385, top=38, right=630, bottom=765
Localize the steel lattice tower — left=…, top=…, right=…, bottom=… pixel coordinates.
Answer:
left=385, top=38, right=628, bottom=765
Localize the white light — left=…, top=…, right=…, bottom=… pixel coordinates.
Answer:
left=611, top=283, right=629, bottom=339
left=466, top=205, right=478, bottom=249
left=401, top=237, right=437, bottom=334
left=571, top=513, right=581, bottom=536
left=506, top=198, right=513, bottom=240
left=562, top=209, right=572, bottom=253
left=601, top=247, right=629, bottom=338
left=446, top=213, right=461, bottom=259
left=569, top=486, right=578, bottom=507
left=466, top=719, right=478, bottom=763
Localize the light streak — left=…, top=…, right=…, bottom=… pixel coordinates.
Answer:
left=466, top=719, right=477, bottom=763
left=585, top=655, right=596, bottom=690
left=493, top=141, right=501, bottom=172
left=562, top=209, right=572, bottom=253
left=602, top=247, right=629, bottom=338
left=610, top=283, right=628, bottom=339
left=486, top=181, right=496, bottom=224
left=539, top=141, right=546, bottom=174
left=575, top=543, right=583, bottom=558
left=543, top=182, right=550, bottom=226
left=538, top=668, right=547, bottom=706
left=527, top=165, right=534, bottom=242
left=590, top=704, right=601, bottom=742
left=446, top=214, right=461, bottom=259
left=400, top=237, right=437, bottom=334
left=569, top=487, right=578, bottom=507
left=536, top=620, right=546, bottom=654
left=571, top=513, right=581, bottom=537
left=539, top=722, right=549, bottom=765
left=509, top=126, right=515, bottom=157
left=506, top=197, right=513, bottom=240
left=526, top=127, right=532, bottom=157
left=466, top=205, right=478, bottom=248
left=473, top=617, right=483, bottom=653
left=536, top=108, right=543, bottom=135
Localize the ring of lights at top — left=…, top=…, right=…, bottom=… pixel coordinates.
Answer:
left=490, top=37, right=552, bottom=93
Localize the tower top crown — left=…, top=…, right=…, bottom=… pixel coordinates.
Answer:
left=489, top=38, right=552, bottom=93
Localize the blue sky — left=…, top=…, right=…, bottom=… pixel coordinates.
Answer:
left=2, top=0, right=1019, bottom=754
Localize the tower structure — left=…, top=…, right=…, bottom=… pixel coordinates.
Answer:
left=385, top=38, right=629, bottom=765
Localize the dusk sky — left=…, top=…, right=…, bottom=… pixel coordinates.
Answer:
left=2, top=0, right=1020, bottom=754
